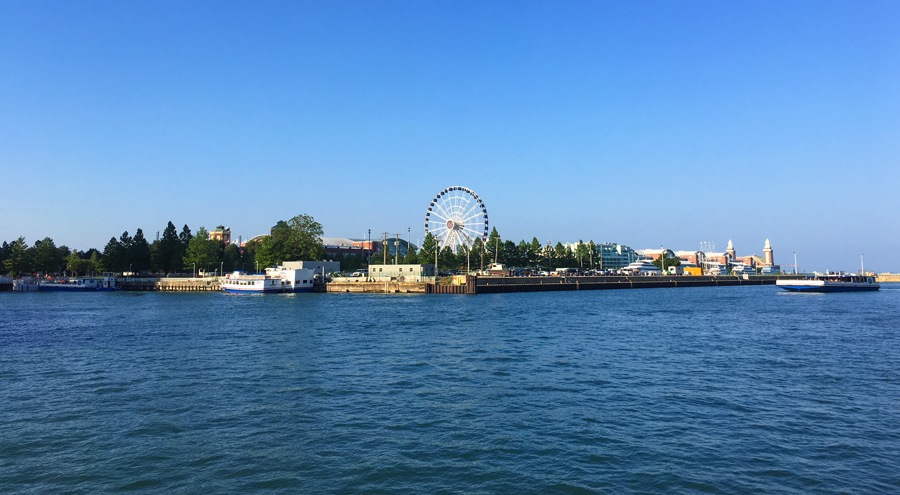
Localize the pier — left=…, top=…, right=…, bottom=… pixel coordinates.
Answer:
left=464, top=275, right=777, bottom=294
left=6, top=274, right=790, bottom=294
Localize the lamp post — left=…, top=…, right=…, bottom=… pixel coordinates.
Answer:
left=661, top=245, right=665, bottom=274
left=192, top=262, right=196, bottom=279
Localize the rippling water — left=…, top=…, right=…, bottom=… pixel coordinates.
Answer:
left=2, top=285, right=899, bottom=494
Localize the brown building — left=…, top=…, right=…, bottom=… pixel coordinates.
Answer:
left=209, top=225, right=231, bottom=244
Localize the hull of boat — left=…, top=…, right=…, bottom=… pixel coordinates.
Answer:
left=38, top=285, right=118, bottom=292
left=777, top=280, right=880, bottom=292
left=222, top=285, right=314, bottom=294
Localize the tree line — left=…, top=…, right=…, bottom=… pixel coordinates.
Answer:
left=370, top=227, right=609, bottom=272
left=1, top=213, right=325, bottom=277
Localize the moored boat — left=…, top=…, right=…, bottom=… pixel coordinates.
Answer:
left=776, top=272, right=879, bottom=292
left=221, top=266, right=315, bottom=294
left=30, top=274, right=118, bottom=291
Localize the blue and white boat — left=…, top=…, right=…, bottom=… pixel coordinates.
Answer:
left=36, top=275, right=118, bottom=291
left=776, top=272, right=880, bottom=292
left=221, top=266, right=315, bottom=294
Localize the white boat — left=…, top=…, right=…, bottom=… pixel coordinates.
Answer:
left=730, top=262, right=756, bottom=276
left=221, top=266, right=315, bottom=294
left=25, top=274, right=118, bottom=292
left=776, top=272, right=880, bottom=292
left=622, top=260, right=662, bottom=275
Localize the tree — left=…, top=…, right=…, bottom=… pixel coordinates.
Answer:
left=0, top=241, right=10, bottom=269
left=502, top=240, right=519, bottom=266
left=554, top=242, right=568, bottom=266
left=222, top=243, right=241, bottom=273
left=254, top=214, right=324, bottom=268
left=485, top=227, right=502, bottom=265
left=129, top=229, right=151, bottom=272
left=588, top=240, right=597, bottom=269
left=575, top=241, right=589, bottom=269
left=418, top=232, right=437, bottom=266
left=33, top=237, right=63, bottom=274
left=471, top=237, right=485, bottom=271
left=153, top=221, right=182, bottom=274
left=102, top=236, right=126, bottom=273
left=66, top=251, right=94, bottom=276
left=3, top=237, right=31, bottom=276
left=652, top=253, right=681, bottom=270
left=179, top=224, right=193, bottom=249
left=439, top=246, right=457, bottom=271
left=403, top=242, right=418, bottom=264
left=529, top=237, right=543, bottom=267
left=183, top=227, right=218, bottom=274
left=90, top=251, right=105, bottom=273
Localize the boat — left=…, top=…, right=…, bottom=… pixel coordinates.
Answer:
left=730, top=262, right=756, bottom=276
left=33, top=274, right=118, bottom=291
left=776, top=272, right=880, bottom=292
left=622, top=260, right=662, bottom=275
left=221, top=266, right=316, bottom=294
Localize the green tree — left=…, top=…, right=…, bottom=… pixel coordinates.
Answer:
left=418, top=232, right=437, bottom=266
left=471, top=237, right=485, bottom=271
left=403, top=242, right=419, bottom=264
left=129, top=228, right=151, bottom=272
left=66, top=251, right=94, bottom=276
left=90, top=251, right=105, bottom=274
left=575, top=241, right=589, bottom=269
left=438, top=246, right=457, bottom=271
left=554, top=242, right=568, bottom=266
left=153, top=221, right=182, bottom=274
left=183, top=227, right=218, bottom=274
left=502, top=240, right=519, bottom=266
left=4, top=237, right=32, bottom=276
left=652, top=253, right=681, bottom=270
left=33, top=237, right=63, bottom=274
left=485, top=227, right=502, bottom=265
left=528, top=237, right=542, bottom=267
left=102, top=236, right=126, bottom=273
left=0, top=241, right=11, bottom=269
left=222, top=243, right=241, bottom=273
left=179, top=225, right=193, bottom=248
left=255, top=214, right=324, bottom=268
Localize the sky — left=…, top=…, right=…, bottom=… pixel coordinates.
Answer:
left=1, top=1, right=898, bottom=272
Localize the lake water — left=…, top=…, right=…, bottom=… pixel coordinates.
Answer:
left=2, top=285, right=899, bottom=494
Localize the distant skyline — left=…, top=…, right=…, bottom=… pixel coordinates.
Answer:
left=2, top=1, right=898, bottom=272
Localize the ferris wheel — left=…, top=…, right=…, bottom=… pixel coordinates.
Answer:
left=425, top=186, right=489, bottom=251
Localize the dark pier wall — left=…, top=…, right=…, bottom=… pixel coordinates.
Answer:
left=426, top=275, right=777, bottom=295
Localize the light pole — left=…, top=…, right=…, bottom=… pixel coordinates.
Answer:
left=661, top=245, right=665, bottom=274
left=192, top=262, right=196, bottom=278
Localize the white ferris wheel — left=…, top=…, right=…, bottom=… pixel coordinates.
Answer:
left=424, top=186, right=489, bottom=252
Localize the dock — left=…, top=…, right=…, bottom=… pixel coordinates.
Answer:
left=428, top=275, right=778, bottom=294
left=6, top=274, right=786, bottom=294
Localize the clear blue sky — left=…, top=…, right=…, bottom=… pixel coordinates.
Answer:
left=2, top=1, right=898, bottom=272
